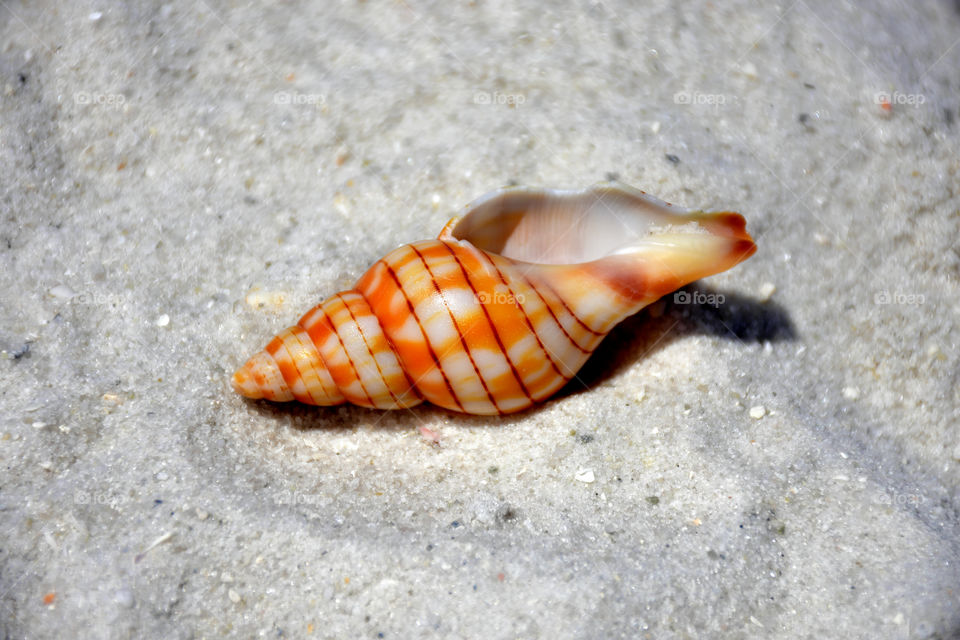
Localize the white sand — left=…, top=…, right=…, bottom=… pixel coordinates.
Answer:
left=2, top=1, right=959, bottom=637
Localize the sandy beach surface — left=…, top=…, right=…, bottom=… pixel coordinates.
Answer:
left=2, top=1, right=959, bottom=638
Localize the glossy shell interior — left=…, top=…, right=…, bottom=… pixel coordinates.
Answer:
left=445, top=182, right=755, bottom=267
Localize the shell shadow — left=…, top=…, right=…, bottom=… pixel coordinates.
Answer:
left=241, top=283, right=795, bottom=428
left=244, top=396, right=418, bottom=432
left=557, top=283, right=796, bottom=398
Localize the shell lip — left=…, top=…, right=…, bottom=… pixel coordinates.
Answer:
left=450, top=182, right=653, bottom=229
left=442, top=182, right=755, bottom=268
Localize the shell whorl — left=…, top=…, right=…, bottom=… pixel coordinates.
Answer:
left=232, top=183, right=756, bottom=415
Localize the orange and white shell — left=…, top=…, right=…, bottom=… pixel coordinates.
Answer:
left=232, top=183, right=756, bottom=415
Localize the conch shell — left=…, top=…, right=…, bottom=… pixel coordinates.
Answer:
left=232, top=183, right=756, bottom=415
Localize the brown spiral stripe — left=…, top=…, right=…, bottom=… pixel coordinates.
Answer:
left=232, top=239, right=628, bottom=414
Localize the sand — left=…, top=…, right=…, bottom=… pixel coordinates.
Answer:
left=2, top=1, right=959, bottom=638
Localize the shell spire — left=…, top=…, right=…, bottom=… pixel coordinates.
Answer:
left=232, top=183, right=756, bottom=415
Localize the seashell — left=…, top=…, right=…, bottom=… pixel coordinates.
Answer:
left=232, top=183, right=756, bottom=415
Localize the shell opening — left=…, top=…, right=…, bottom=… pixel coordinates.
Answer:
left=447, top=182, right=752, bottom=265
